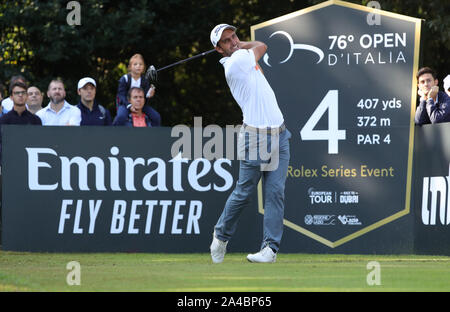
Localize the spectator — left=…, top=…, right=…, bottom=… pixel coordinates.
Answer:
left=26, top=86, right=44, bottom=114
left=414, top=67, right=450, bottom=125
left=76, top=77, right=112, bottom=126
left=113, top=87, right=161, bottom=127
left=36, top=79, right=81, bottom=126
left=444, top=75, right=450, bottom=97
left=0, top=83, right=7, bottom=116
left=0, top=81, right=42, bottom=162
left=116, top=53, right=156, bottom=108
left=1, top=75, right=27, bottom=112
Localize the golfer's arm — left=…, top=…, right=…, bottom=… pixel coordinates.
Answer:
left=240, top=41, right=267, bottom=62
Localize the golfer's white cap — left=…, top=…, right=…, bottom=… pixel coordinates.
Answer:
left=444, top=75, right=450, bottom=91
left=77, top=77, right=96, bottom=90
left=210, top=24, right=237, bottom=47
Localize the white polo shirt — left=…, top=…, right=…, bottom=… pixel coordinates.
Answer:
left=220, top=49, right=284, bottom=128
left=36, top=101, right=81, bottom=126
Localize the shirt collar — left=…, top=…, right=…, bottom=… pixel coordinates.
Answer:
left=11, top=108, right=31, bottom=116
left=77, top=100, right=98, bottom=111
left=45, top=100, right=71, bottom=112
left=219, top=57, right=229, bottom=65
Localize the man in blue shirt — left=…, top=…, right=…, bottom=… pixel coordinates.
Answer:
left=76, top=77, right=112, bottom=126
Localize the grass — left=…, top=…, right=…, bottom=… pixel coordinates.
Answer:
left=0, top=251, right=449, bottom=292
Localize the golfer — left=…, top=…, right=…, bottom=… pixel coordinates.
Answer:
left=209, top=24, right=291, bottom=263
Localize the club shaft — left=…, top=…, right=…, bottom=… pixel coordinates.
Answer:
left=157, top=49, right=215, bottom=72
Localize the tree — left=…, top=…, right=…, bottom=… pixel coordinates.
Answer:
left=1, top=0, right=448, bottom=126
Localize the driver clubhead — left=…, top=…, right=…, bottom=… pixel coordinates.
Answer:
left=146, top=65, right=158, bottom=83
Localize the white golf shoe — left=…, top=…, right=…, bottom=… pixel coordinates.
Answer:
left=247, top=246, right=277, bottom=263
left=210, top=232, right=228, bottom=264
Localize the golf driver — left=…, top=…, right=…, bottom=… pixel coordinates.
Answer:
left=145, top=49, right=216, bottom=83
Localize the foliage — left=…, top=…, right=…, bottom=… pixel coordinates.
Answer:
left=0, top=0, right=448, bottom=126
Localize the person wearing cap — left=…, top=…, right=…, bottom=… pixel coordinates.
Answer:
left=76, top=77, right=112, bottom=126
left=415, top=67, right=450, bottom=125
left=209, top=24, right=291, bottom=264
left=26, top=86, right=44, bottom=114
left=36, top=78, right=81, bottom=126
left=443, top=75, right=450, bottom=97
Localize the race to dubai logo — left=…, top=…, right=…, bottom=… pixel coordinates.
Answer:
left=307, top=187, right=359, bottom=205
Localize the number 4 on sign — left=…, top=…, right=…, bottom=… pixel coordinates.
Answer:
left=300, top=90, right=346, bottom=154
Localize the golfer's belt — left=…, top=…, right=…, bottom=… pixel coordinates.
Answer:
left=242, top=122, right=286, bottom=135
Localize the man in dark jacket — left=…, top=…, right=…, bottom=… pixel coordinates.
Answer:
left=76, top=77, right=112, bottom=126
left=0, top=81, right=42, bottom=162
left=415, top=67, right=450, bottom=125
left=113, top=87, right=161, bottom=127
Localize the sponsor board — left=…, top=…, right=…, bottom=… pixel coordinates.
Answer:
left=1, top=126, right=256, bottom=252
left=413, top=123, right=450, bottom=255
left=420, top=167, right=450, bottom=226
left=253, top=0, right=419, bottom=248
